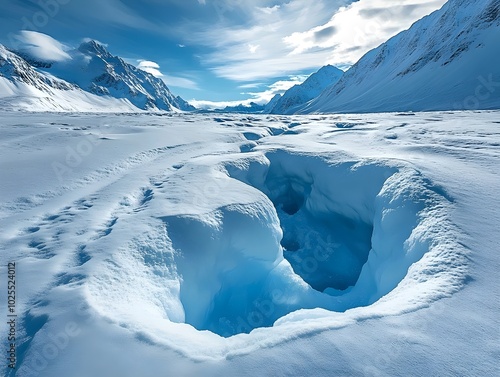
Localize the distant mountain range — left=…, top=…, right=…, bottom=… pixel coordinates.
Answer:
left=218, top=102, right=266, bottom=113
left=0, top=38, right=194, bottom=112
left=215, top=65, right=344, bottom=115
left=268, top=65, right=343, bottom=114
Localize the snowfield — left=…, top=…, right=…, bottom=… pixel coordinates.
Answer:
left=0, top=111, right=499, bottom=376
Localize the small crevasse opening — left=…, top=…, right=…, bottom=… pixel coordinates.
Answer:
left=158, top=150, right=445, bottom=337
left=84, top=151, right=458, bottom=342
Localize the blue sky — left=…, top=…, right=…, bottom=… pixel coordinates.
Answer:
left=0, top=0, right=446, bottom=108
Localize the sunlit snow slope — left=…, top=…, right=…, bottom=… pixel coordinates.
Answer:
left=0, top=111, right=499, bottom=376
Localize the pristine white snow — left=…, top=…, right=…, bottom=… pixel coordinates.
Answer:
left=0, top=110, right=498, bottom=376
left=302, top=0, right=500, bottom=113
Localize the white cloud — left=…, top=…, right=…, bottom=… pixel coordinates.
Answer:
left=238, top=83, right=263, bottom=89
left=190, top=75, right=308, bottom=109
left=135, top=60, right=199, bottom=90
left=248, top=44, right=260, bottom=54
left=186, top=0, right=339, bottom=81
left=12, top=31, right=71, bottom=62
left=162, top=75, right=200, bottom=90
left=137, top=60, right=163, bottom=77
left=284, top=0, right=447, bottom=66
left=245, top=76, right=308, bottom=103
left=258, top=5, right=281, bottom=15
left=83, top=0, right=161, bottom=33
left=185, top=0, right=446, bottom=82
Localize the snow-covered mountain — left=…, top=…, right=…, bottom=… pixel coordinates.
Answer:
left=0, top=44, right=140, bottom=112
left=0, top=44, right=73, bottom=92
left=77, top=40, right=193, bottom=111
left=302, top=0, right=500, bottom=113
left=18, top=39, right=194, bottom=112
left=269, top=65, right=343, bottom=114
left=0, top=33, right=195, bottom=112
left=263, top=93, right=282, bottom=113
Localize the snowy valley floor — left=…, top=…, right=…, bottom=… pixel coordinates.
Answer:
left=0, top=111, right=499, bottom=376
